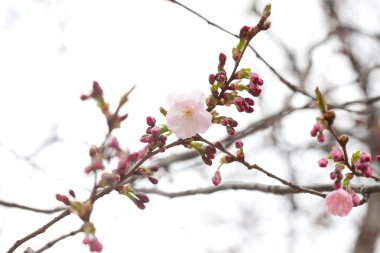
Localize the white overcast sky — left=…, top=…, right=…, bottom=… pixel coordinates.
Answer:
left=0, top=0, right=378, bottom=252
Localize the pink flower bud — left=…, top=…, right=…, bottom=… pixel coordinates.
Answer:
left=244, top=98, right=255, bottom=106
left=92, top=159, right=105, bottom=171
left=83, top=236, right=90, bottom=245
left=250, top=85, right=261, bottom=97
left=349, top=190, right=360, bottom=206
left=227, top=126, right=235, bottom=136
left=325, top=189, right=353, bottom=217
left=133, top=199, right=146, bottom=210
left=202, top=155, right=212, bottom=166
left=334, top=181, right=342, bottom=190
left=209, top=74, right=216, bottom=84
left=135, top=192, right=150, bottom=203
left=220, top=118, right=228, bottom=126
left=228, top=118, right=238, bottom=127
left=146, top=116, right=156, bottom=127
left=148, top=176, right=158, bottom=184
left=310, top=129, right=318, bottom=137
left=90, top=237, right=103, bottom=252
left=219, top=53, right=227, bottom=66
left=364, top=165, right=373, bottom=178
left=376, top=155, right=380, bottom=163
left=258, top=78, right=264, bottom=86
left=330, top=148, right=343, bottom=162
left=355, top=161, right=363, bottom=171
left=313, top=122, right=322, bottom=132
left=329, top=172, right=336, bottom=180
left=127, top=152, right=139, bottom=161
left=235, top=140, right=244, bottom=149
left=249, top=73, right=260, bottom=83
left=239, top=25, right=250, bottom=39
left=80, top=94, right=89, bottom=100
left=360, top=152, right=371, bottom=162
left=55, top=194, right=70, bottom=205
left=317, top=133, right=325, bottom=143
left=151, top=126, right=160, bottom=136
left=318, top=158, right=328, bottom=167
left=108, top=137, right=121, bottom=151
left=69, top=189, right=76, bottom=198
left=212, top=171, right=221, bottom=186
left=206, top=145, right=217, bottom=154
left=150, top=165, right=159, bottom=172
left=117, top=158, right=129, bottom=173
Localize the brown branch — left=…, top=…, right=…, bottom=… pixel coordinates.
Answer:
left=0, top=199, right=65, bottom=214
left=139, top=182, right=380, bottom=198
left=196, top=135, right=326, bottom=198
left=34, top=227, right=82, bottom=253
left=7, top=209, right=71, bottom=253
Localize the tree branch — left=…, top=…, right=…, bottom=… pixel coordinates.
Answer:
left=7, top=209, right=71, bottom=253
left=0, top=199, right=65, bottom=214
left=138, top=182, right=380, bottom=198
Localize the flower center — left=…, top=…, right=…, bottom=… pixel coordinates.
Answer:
left=182, top=107, right=193, bottom=119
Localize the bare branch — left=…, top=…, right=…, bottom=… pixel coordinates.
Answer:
left=7, top=209, right=71, bottom=253
left=139, top=182, right=380, bottom=197
left=0, top=199, right=65, bottom=214
left=34, top=227, right=82, bottom=253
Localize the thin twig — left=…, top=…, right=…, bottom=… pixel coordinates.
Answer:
left=165, top=0, right=314, bottom=100
left=7, top=209, right=71, bottom=253
left=139, top=183, right=380, bottom=197
left=35, top=228, right=82, bottom=253
left=0, top=200, right=65, bottom=214
left=196, top=135, right=326, bottom=198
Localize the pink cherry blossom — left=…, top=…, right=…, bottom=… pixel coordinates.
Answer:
left=166, top=91, right=212, bottom=139
left=325, top=189, right=353, bottom=217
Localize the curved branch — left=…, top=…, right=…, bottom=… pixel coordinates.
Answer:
left=35, top=227, right=82, bottom=253
left=0, top=200, right=65, bottom=214
left=7, top=209, right=71, bottom=253
left=139, top=182, right=380, bottom=198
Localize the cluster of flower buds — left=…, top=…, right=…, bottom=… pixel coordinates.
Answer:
left=55, top=189, right=76, bottom=206
left=247, top=72, right=264, bottom=97
left=219, top=117, right=238, bottom=135
left=116, top=184, right=150, bottom=210
left=233, top=96, right=254, bottom=113
left=83, top=235, right=103, bottom=252
left=191, top=141, right=217, bottom=166
left=310, top=122, right=325, bottom=143
left=329, top=148, right=344, bottom=188
left=81, top=81, right=130, bottom=132
left=80, top=81, right=103, bottom=101
left=82, top=222, right=103, bottom=252
left=85, top=147, right=105, bottom=174
left=134, top=165, right=159, bottom=185
left=354, top=152, right=373, bottom=178
left=140, top=116, right=167, bottom=152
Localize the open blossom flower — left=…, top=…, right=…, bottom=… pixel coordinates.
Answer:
left=166, top=91, right=212, bottom=139
left=325, top=189, right=353, bottom=217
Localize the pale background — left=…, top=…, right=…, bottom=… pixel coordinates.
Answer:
left=0, top=0, right=379, bottom=252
